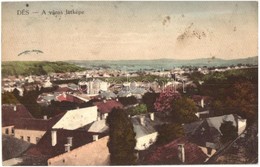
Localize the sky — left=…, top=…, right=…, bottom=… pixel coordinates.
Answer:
left=2, top=1, right=258, bottom=61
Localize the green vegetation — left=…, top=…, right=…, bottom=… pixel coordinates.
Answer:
left=172, top=97, right=199, bottom=123
left=194, top=68, right=258, bottom=124
left=156, top=123, right=184, bottom=145
left=127, top=104, right=147, bottom=116
left=220, top=121, right=238, bottom=143
left=2, top=92, right=19, bottom=104
left=106, top=108, right=137, bottom=165
left=2, top=61, right=85, bottom=77
left=105, top=74, right=169, bottom=86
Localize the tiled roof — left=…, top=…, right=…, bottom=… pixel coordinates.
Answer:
left=2, top=134, right=32, bottom=161
left=52, top=106, right=98, bottom=130
left=2, top=104, right=33, bottom=127
left=94, top=100, right=123, bottom=113
left=143, top=137, right=208, bottom=165
left=14, top=113, right=65, bottom=131
left=25, top=129, right=107, bottom=159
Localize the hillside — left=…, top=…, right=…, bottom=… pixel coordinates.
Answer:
left=2, top=61, right=85, bottom=77
left=68, top=56, right=258, bottom=71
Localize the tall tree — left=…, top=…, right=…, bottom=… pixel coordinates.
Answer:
left=156, top=123, right=184, bottom=145
left=106, top=108, right=137, bottom=165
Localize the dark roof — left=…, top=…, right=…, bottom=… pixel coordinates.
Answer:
left=94, top=100, right=123, bottom=113
left=14, top=113, right=64, bottom=131
left=2, top=134, right=32, bottom=161
left=25, top=129, right=107, bottom=159
left=2, top=104, right=33, bottom=127
left=207, top=122, right=258, bottom=164
left=142, top=137, right=208, bottom=165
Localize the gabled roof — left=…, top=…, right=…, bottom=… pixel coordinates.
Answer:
left=142, top=137, right=208, bottom=165
left=87, top=120, right=108, bottom=133
left=14, top=113, right=65, bottom=131
left=131, top=114, right=163, bottom=138
left=94, top=100, right=123, bottom=114
left=2, top=104, right=33, bottom=127
left=2, top=134, right=32, bottom=161
left=24, top=129, right=107, bottom=159
left=52, top=106, right=98, bottom=130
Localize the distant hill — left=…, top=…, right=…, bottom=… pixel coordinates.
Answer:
left=2, top=61, right=86, bottom=77
left=68, top=56, right=258, bottom=71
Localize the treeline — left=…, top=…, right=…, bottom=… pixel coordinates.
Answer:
left=2, top=61, right=86, bottom=77
left=194, top=68, right=258, bottom=124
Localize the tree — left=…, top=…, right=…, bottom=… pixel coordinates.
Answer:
left=127, top=104, right=147, bottom=116
left=156, top=123, right=184, bottom=145
left=154, top=86, right=180, bottom=114
left=106, top=108, right=137, bottom=165
left=220, top=121, right=238, bottom=143
left=142, top=92, right=160, bottom=113
left=226, top=81, right=257, bottom=123
left=2, top=92, right=19, bottom=104
left=172, top=97, right=199, bottom=123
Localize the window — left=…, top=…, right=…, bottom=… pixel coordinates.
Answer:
left=36, top=137, right=40, bottom=143
left=20, top=136, right=24, bottom=140
left=11, top=128, right=14, bottom=135
left=27, top=136, right=30, bottom=142
left=5, top=128, right=9, bottom=135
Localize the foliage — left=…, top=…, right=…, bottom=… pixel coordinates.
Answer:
left=154, top=86, right=180, bottom=113
left=225, top=81, right=258, bottom=123
left=2, top=92, right=19, bottom=104
left=106, top=108, right=137, bottom=165
left=220, top=121, right=238, bottom=143
left=118, top=96, right=138, bottom=106
left=142, top=92, right=160, bottom=113
left=172, top=97, right=199, bottom=123
left=127, top=104, right=147, bottom=116
left=2, top=61, right=85, bottom=77
left=156, top=123, right=184, bottom=145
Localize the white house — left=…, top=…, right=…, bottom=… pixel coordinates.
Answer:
left=131, top=113, right=162, bottom=150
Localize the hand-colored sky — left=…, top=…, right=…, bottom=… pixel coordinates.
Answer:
left=2, top=1, right=258, bottom=61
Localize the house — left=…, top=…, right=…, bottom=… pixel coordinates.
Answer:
left=52, top=106, right=98, bottom=130
left=2, top=134, right=31, bottom=162
left=131, top=113, right=163, bottom=150
left=2, top=104, right=33, bottom=137
left=99, top=91, right=117, bottom=100
left=206, top=122, right=257, bottom=164
left=141, top=137, right=210, bottom=165
left=43, top=77, right=52, bottom=88
left=94, top=100, right=123, bottom=120
left=87, top=120, right=109, bottom=133
left=13, top=114, right=64, bottom=144
left=47, top=136, right=110, bottom=166
left=23, top=129, right=108, bottom=165
left=183, top=114, right=247, bottom=150
left=87, top=79, right=108, bottom=94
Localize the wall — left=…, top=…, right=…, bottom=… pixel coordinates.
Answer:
left=14, top=129, right=46, bottom=144
left=135, top=132, right=158, bottom=150
left=2, top=125, right=15, bottom=136
left=47, top=136, right=110, bottom=166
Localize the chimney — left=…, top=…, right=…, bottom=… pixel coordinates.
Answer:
left=178, top=144, right=185, bottom=163
left=103, top=99, right=107, bottom=103
left=67, top=137, right=73, bottom=147
left=201, top=98, right=204, bottom=108
left=149, top=113, right=154, bottom=121
left=51, top=130, right=57, bottom=146
left=93, top=134, right=99, bottom=141
left=140, top=116, right=145, bottom=126
left=13, top=105, right=17, bottom=111
left=64, top=143, right=71, bottom=152
left=103, top=113, right=108, bottom=120
left=43, top=115, right=48, bottom=120
left=116, top=98, right=119, bottom=101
